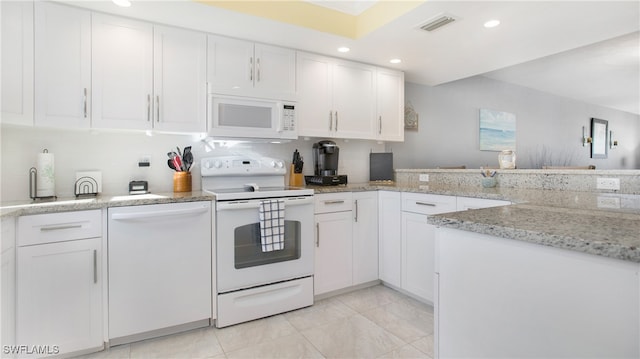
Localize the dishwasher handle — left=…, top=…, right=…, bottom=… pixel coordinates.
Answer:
left=111, top=206, right=208, bottom=221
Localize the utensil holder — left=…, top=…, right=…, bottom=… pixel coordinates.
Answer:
left=481, top=177, right=497, bottom=188
left=173, top=172, right=192, bottom=192
left=289, top=165, right=304, bottom=187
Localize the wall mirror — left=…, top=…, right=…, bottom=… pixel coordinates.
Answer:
left=591, top=118, right=608, bottom=159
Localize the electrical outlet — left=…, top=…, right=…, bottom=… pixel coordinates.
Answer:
left=419, top=174, right=429, bottom=182
left=596, top=177, right=620, bottom=190
left=138, top=155, right=151, bottom=168
left=597, top=196, right=621, bottom=209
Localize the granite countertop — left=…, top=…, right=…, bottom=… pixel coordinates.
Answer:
left=428, top=203, right=640, bottom=263
left=3, top=183, right=639, bottom=263
left=0, top=191, right=214, bottom=217
left=309, top=182, right=640, bottom=263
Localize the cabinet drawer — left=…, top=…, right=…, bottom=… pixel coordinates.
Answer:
left=314, top=192, right=353, bottom=214
left=456, top=196, right=510, bottom=211
left=401, top=193, right=457, bottom=215
left=18, top=210, right=101, bottom=246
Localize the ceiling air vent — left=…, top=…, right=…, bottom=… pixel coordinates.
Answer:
left=418, top=13, right=457, bottom=32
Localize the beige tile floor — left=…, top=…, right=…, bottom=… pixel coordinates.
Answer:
left=80, top=285, right=434, bottom=359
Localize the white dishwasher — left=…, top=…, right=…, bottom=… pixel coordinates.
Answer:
left=108, top=201, right=212, bottom=345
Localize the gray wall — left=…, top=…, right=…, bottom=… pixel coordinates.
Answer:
left=390, top=77, right=640, bottom=169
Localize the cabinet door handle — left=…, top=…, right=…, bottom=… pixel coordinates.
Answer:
left=335, top=111, right=339, bottom=131
left=147, top=94, right=151, bottom=122
left=379, top=116, right=382, bottom=134
left=83, top=88, right=88, bottom=118
left=354, top=200, right=359, bottom=222
left=93, top=250, right=97, bottom=284
left=324, top=200, right=345, bottom=205
left=40, top=224, right=83, bottom=232
left=416, top=201, right=437, bottom=207
left=329, top=111, right=333, bottom=131
left=249, top=57, right=253, bottom=81
left=156, top=95, right=160, bottom=122
left=316, top=223, right=320, bottom=247
left=256, top=58, right=260, bottom=82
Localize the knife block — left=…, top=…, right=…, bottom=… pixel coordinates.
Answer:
left=173, top=172, right=192, bottom=192
left=289, top=165, right=304, bottom=187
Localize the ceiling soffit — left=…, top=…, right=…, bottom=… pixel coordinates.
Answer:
left=194, top=0, right=424, bottom=38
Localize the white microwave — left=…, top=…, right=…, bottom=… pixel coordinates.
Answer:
left=208, top=95, right=297, bottom=140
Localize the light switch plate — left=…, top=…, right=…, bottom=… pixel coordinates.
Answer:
left=419, top=174, right=429, bottom=182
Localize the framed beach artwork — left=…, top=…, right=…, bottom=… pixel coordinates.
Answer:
left=479, top=109, right=516, bottom=151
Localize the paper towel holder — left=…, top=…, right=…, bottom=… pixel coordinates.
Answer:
left=28, top=167, right=57, bottom=201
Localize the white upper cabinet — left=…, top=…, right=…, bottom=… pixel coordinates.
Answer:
left=93, top=15, right=206, bottom=133
left=153, top=25, right=207, bottom=133
left=207, top=35, right=296, bottom=100
left=297, top=52, right=399, bottom=141
left=376, top=69, right=404, bottom=142
left=34, top=2, right=91, bottom=129
left=296, top=52, right=333, bottom=137
left=331, top=60, right=377, bottom=139
left=91, top=14, right=153, bottom=130
left=1, top=1, right=34, bottom=126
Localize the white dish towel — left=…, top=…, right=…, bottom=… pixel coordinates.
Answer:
left=259, top=199, right=285, bottom=252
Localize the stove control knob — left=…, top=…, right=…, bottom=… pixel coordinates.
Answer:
left=276, top=161, right=284, bottom=168
left=213, top=161, right=223, bottom=169
left=203, top=161, right=212, bottom=169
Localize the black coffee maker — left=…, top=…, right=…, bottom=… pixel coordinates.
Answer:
left=305, top=140, right=348, bottom=185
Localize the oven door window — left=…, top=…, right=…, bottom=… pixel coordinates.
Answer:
left=234, top=220, right=301, bottom=269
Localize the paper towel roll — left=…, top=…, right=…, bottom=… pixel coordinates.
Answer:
left=36, top=151, right=55, bottom=197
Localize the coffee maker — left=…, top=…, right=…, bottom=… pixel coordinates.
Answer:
left=305, top=140, right=348, bottom=186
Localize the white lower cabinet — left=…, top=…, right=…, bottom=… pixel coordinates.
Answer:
left=378, top=191, right=402, bottom=287
left=352, top=192, right=378, bottom=285
left=401, top=193, right=457, bottom=303
left=314, top=193, right=353, bottom=296
left=16, top=210, right=103, bottom=357
left=401, top=212, right=436, bottom=301
left=2, top=217, right=16, bottom=351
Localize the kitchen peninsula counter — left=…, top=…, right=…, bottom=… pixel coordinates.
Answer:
left=308, top=182, right=640, bottom=263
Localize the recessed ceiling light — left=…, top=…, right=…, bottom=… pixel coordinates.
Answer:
left=484, top=19, right=500, bottom=28
left=112, top=0, right=131, bottom=7
left=390, top=59, right=402, bottom=64
left=337, top=47, right=350, bottom=53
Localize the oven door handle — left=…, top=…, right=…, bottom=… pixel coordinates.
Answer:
left=217, top=196, right=314, bottom=211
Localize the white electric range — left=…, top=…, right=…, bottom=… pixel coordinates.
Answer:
left=201, top=156, right=314, bottom=328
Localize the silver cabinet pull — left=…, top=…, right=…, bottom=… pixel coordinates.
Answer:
left=83, top=88, right=88, bottom=118
left=249, top=57, right=253, bottom=81
left=329, top=111, right=333, bottom=131
left=316, top=223, right=320, bottom=247
left=93, top=250, right=97, bottom=284
left=416, top=201, right=437, bottom=207
left=324, top=200, right=345, bottom=205
left=379, top=116, right=382, bottom=134
left=335, top=111, right=339, bottom=131
left=40, top=224, right=83, bottom=231
left=147, top=94, right=151, bottom=122
left=256, top=58, right=261, bottom=82
left=156, top=95, right=160, bottom=122
left=354, top=200, right=359, bottom=222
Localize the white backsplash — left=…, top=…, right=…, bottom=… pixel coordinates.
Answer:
left=0, top=126, right=385, bottom=202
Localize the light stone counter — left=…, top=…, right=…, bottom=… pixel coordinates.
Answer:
left=308, top=182, right=640, bottom=263
left=3, top=183, right=639, bottom=263
left=0, top=191, right=214, bottom=217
